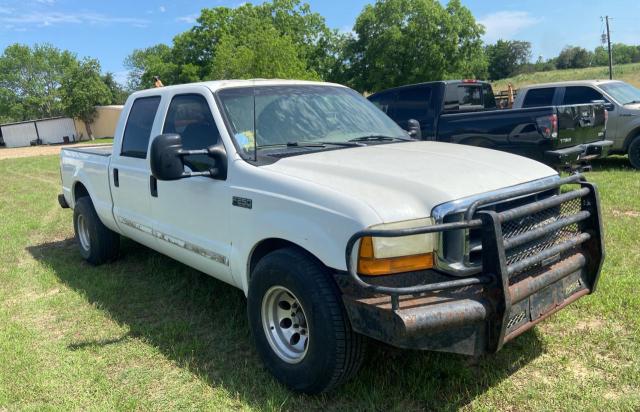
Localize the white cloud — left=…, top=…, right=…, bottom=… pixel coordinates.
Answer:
left=478, top=11, right=541, bottom=43
left=0, top=11, right=149, bottom=28
left=159, top=5, right=166, bottom=13
left=36, top=0, right=56, bottom=4
left=176, top=14, right=198, bottom=24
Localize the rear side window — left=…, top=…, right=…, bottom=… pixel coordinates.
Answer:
left=121, top=96, right=161, bottom=158
left=163, top=94, right=222, bottom=172
left=562, top=86, right=604, bottom=105
left=459, top=86, right=482, bottom=107
left=522, top=88, right=555, bottom=108
left=443, top=84, right=489, bottom=111
left=392, top=87, right=432, bottom=122
left=368, top=92, right=395, bottom=114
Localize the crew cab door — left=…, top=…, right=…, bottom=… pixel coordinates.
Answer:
left=150, top=91, right=233, bottom=285
left=561, top=86, right=617, bottom=138
left=558, top=86, right=608, bottom=146
left=110, top=95, right=162, bottom=248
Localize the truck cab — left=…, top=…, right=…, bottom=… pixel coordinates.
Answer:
left=60, top=80, right=604, bottom=394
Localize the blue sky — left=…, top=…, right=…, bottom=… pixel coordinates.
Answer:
left=1, top=0, right=639, bottom=84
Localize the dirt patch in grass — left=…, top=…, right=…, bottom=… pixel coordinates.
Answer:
left=0, top=142, right=110, bottom=160
left=611, top=209, right=640, bottom=218
left=0, top=145, right=70, bottom=160
left=575, top=318, right=605, bottom=332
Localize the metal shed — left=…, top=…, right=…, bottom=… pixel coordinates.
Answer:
left=0, top=117, right=77, bottom=148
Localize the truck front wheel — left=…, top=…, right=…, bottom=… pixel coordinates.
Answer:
left=629, top=135, right=640, bottom=169
left=247, top=247, right=366, bottom=393
left=73, top=197, right=120, bottom=265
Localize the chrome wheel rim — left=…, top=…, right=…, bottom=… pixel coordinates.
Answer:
left=77, top=214, right=90, bottom=251
left=261, top=286, right=309, bottom=364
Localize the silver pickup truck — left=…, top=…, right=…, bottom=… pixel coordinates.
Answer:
left=514, top=80, right=640, bottom=168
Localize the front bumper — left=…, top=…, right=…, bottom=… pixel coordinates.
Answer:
left=339, top=175, right=604, bottom=356
left=545, top=140, right=613, bottom=166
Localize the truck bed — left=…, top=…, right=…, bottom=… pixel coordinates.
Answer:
left=61, top=144, right=113, bottom=157
left=436, top=104, right=607, bottom=166
left=60, top=144, right=116, bottom=232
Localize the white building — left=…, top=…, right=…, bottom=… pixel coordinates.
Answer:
left=0, top=117, right=78, bottom=148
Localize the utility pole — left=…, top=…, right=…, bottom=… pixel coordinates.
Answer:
left=605, top=16, right=613, bottom=80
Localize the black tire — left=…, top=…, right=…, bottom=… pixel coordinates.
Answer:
left=73, top=197, right=120, bottom=265
left=629, top=135, right=640, bottom=169
left=247, top=247, right=366, bottom=394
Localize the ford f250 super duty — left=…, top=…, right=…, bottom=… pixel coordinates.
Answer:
left=59, top=80, right=605, bottom=394
left=368, top=80, right=611, bottom=168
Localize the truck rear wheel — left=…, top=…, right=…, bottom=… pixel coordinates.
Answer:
left=73, top=197, right=120, bottom=265
left=629, top=135, right=640, bottom=169
left=247, top=247, right=366, bottom=393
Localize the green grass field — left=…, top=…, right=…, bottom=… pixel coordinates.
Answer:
left=1, top=154, right=638, bottom=411
left=492, top=62, right=640, bottom=91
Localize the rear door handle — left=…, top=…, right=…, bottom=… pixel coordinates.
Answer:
left=113, top=168, right=119, bottom=187
left=150, top=175, right=158, bottom=197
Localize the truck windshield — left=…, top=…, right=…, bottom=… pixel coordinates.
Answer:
left=217, top=85, right=408, bottom=159
left=600, top=82, right=640, bottom=105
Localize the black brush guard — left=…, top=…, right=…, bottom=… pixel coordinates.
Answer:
left=342, top=174, right=604, bottom=355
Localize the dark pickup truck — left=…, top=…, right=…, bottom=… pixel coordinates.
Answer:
left=368, top=80, right=612, bottom=168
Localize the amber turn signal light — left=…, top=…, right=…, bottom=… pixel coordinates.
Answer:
left=357, top=236, right=434, bottom=276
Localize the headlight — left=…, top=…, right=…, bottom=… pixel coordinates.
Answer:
left=358, top=218, right=436, bottom=276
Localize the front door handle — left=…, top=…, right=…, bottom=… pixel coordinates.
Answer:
left=113, top=168, right=119, bottom=187
left=150, top=176, right=158, bottom=197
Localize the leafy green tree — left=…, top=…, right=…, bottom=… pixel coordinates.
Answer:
left=0, top=43, right=76, bottom=121
left=61, top=58, right=112, bottom=138
left=556, top=46, right=592, bottom=69
left=101, top=72, right=129, bottom=105
left=593, top=44, right=640, bottom=66
left=125, top=0, right=333, bottom=88
left=210, top=24, right=318, bottom=80
left=485, top=40, right=532, bottom=80
left=342, top=0, right=486, bottom=93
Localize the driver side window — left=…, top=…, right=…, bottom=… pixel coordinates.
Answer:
left=163, top=94, right=223, bottom=172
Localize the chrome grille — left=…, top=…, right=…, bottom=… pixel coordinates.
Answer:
left=432, top=176, right=580, bottom=277
left=501, top=197, right=582, bottom=268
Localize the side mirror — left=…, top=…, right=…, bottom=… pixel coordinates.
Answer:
left=150, top=134, right=186, bottom=181
left=406, top=119, right=422, bottom=139
left=150, top=134, right=227, bottom=181
left=592, top=99, right=614, bottom=111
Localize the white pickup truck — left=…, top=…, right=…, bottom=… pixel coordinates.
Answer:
left=59, top=80, right=604, bottom=393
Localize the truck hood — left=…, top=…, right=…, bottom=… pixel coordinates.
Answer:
left=263, top=141, right=557, bottom=223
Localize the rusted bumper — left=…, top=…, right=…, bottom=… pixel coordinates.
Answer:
left=340, top=175, right=604, bottom=356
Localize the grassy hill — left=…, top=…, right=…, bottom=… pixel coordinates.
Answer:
left=492, top=62, right=640, bottom=92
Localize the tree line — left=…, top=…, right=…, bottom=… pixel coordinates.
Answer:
left=486, top=41, right=640, bottom=80
left=2, top=0, right=639, bottom=125
left=0, top=44, right=127, bottom=126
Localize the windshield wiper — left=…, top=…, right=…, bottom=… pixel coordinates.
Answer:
left=257, top=142, right=326, bottom=149
left=257, top=141, right=365, bottom=149
left=313, top=141, right=366, bottom=147
left=291, top=141, right=366, bottom=147
left=348, top=135, right=413, bottom=143
left=624, top=100, right=640, bottom=105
